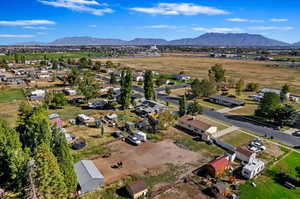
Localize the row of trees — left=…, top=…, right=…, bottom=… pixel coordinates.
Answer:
left=0, top=103, right=77, bottom=198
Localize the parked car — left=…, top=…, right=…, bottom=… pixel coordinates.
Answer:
left=112, top=131, right=124, bottom=139
left=126, top=135, right=141, bottom=146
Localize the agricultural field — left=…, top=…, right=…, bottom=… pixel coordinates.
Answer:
left=1, top=52, right=109, bottom=60
left=240, top=152, right=300, bottom=199
left=96, top=56, right=300, bottom=95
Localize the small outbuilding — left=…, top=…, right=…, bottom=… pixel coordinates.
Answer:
left=207, top=156, right=230, bottom=178
left=74, top=160, right=104, bottom=194
left=126, top=180, right=148, bottom=199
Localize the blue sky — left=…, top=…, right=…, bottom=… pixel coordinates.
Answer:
left=0, top=0, right=299, bottom=44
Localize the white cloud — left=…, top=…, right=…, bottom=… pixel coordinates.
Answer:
left=193, top=27, right=244, bottom=33
left=0, top=20, right=55, bottom=26
left=130, top=3, right=228, bottom=16
left=248, top=26, right=294, bottom=31
left=89, top=24, right=97, bottom=28
left=24, top=26, right=49, bottom=30
left=0, top=34, right=35, bottom=38
left=227, top=18, right=264, bottom=23
left=38, top=0, right=113, bottom=16
left=270, top=18, right=288, bottom=22
left=143, top=25, right=178, bottom=29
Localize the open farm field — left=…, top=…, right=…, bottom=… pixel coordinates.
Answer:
left=95, top=56, right=300, bottom=95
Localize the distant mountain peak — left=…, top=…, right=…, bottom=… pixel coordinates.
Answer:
left=14, top=33, right=291, bottom=47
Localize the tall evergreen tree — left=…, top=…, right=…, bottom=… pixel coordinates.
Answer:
left=179, top=95, right=187, bottom=116
left=0, top=119, right=30, bottom=190
left=51, top=128, right=77, bottom=193
left=144, top=70, right=156, bottom=100
left=120, top=68, right=133, bottom=109
left=280, top=84, right=290, bottom=102
left=34, top=144, right=67, bottom=199
left=18, top=107, right=52, bottom=155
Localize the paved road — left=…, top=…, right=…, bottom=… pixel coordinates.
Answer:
left=98, top=74, right=300, bottom=147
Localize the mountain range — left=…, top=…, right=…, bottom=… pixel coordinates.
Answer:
left=13, top=33, right=300, bottom=47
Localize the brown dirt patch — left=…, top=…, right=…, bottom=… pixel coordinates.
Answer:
left=93, top=139, right=202, bottom=184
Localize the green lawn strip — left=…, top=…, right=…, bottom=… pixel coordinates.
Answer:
left=72, top=143, right=109, bottom=163
left=219, top=130, right=254, bottom=147
left=240, top=152, right=300, bottom=199
left=0, top=88, right=25, bottom=103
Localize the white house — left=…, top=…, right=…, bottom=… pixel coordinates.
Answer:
left=236, top=146, right=256, bottom=163
left=177, top=115, right=218, bottom=141
left=258, top=88, right=290, bottom=99
left=31, top=89, right=45, bottom=96
left=77, top=114, right=95, bottom=124
left=242, top=159, right=265, bottom=179
left=74, top=160, right=104, bottom=194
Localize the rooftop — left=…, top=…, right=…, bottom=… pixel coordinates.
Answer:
left=127, top=180, right=148, bottom=194
left=208, top=156, right=230, bottom=171
left=236, top=146, right=255, bottom=157
left=178, top=115, right=213, bottom=131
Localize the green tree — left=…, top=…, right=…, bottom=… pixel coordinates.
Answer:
left=34, top=144, right=67, bottom=199
left=93, top=61, right=102, bottom=71
left=110, top=73, right=117, bottom=84
left=66, top=67, right=80, bottom=86
left=235, top=78, right=245, bottom=96
left=18, top=107, right=52, bottom=155
left=51, top=128, right=77, bottom=193
left=45, top=92, right=68, bottom=109
left=79, top=72, right=100, bottom=102
left=179, top=95, right=187, bottom=116
left=188, top=101, right=203, bottom=116
left=79, top=57, right=89, bottom=68
left=165, top=87, right=171, bottom=95
left=273, top=104, right=297, bottom=127
left=158, top=111, right=175, bottom=130
left=208, top=64, right=226, bottom=82
left=0, top=120, right=30, bottom=190
left=106, top=61, right=114, bottom=68
left=255, top=92, right=281, bottom=119
left=120, top=68, right=133, bottom=109
left=280, top=84, right=290, bottom=102
left=144, top=70, right=156, bottom=100
left=246, top=82, right=259, bottom=92
left=191, top=79, right=216, bottom=98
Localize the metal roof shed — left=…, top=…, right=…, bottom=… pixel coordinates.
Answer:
left=74, top=160, right=104, bottom=193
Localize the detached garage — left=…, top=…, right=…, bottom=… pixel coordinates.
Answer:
left=75, top=160, right=104, bottom=194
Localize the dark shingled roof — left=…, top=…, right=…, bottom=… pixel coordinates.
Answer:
left=236, top=146, right=254, bottom=157
left=209, top=95, right=245, bottom=106
left=127, top=180, right=148, bottom=194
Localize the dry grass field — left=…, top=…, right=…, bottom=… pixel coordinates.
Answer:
left=95, top=56, right=300, bottom=95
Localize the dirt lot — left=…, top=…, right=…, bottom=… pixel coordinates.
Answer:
left=93, top=139, right=203, bottom=184
left=95, top=56, right=300, bottom=94
left=155, top=183, right=210, bottom=199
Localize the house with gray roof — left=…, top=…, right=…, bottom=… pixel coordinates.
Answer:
left=74, top=160, right=104, bottom=194
left=209, top=95, right=245, bottom=107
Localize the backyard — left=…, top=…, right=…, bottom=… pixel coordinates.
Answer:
left=240, top=152, right=300, bottom=199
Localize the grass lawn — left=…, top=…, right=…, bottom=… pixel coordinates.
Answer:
left=240, top=152, right=300, bottom=199
left=230, top=104, right=257, bottom=116
left=0, top=101, right=22, bottom=127
left=0, top=88, right=25, bottom=103
left=219, top=130, right=254, bottom=147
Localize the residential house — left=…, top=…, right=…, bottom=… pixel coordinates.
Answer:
left=126, top=180, right=148, bottom=199
left=48, top=113, right=63, bottom=128
left=64, top=89, right=77, bottom=96
left=74, top=160, right=104, bottom=194
left=207, top=156, right=230, bottom=178
left=31, top=89, right=45, bottom=97
left=88, top=100, right=108, bottom=109
left=77, top=114, right=95, bottom=125
left=236, top=146, right=256, bottom=163
left=209, top=95, right=245, bottom=107
left=172, top=74, right=191, bottom=82
left=135, top=100, right=168, bottom=116
left=258, top=88, right=290, bottom=99
left=242, top=159, right=265, bottom=179
left=177, top=115, right=218, bottom=141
